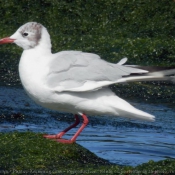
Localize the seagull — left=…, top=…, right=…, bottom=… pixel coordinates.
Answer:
left=0, top=22, right=174, bottom=143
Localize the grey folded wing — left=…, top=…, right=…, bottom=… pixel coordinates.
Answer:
left=46, top=51, right=147, bottom=92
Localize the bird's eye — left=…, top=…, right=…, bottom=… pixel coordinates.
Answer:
left=23, top=32, right=28, bottom=37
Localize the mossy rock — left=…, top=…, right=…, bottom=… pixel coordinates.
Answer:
left=0, top=132, right=175, bottom=175
left=0, top=132, right=110, bottom=172
left=133, top=159, right=175, bottom=175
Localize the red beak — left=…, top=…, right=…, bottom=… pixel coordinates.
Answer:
left=0, top=37, right=15, bottom=44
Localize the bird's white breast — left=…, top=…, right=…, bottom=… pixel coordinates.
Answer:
left=19, top=49, right=51, bottom=104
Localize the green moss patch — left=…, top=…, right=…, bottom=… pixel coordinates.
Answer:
left=0, top=132, right=112, bottom=174
left=0, top=132, right=174, bottom=175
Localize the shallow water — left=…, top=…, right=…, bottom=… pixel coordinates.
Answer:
left=0, top=86, right=175, bottom=166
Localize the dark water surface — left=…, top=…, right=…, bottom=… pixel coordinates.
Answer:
left=0, top=86, right=175, bottom=166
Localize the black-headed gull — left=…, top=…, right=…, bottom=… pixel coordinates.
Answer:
left=0, top=22, right=174, bottom=143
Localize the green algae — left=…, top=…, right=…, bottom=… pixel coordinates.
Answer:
left=0, top=132, right=174, bottom=175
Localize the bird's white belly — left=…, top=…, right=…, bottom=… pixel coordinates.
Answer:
left=20, top=71, right=50, bottom=106
left=19, top=51, right=51, bottom=105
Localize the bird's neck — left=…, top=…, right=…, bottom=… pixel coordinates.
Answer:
left=38, top=27, right=52, bottom=52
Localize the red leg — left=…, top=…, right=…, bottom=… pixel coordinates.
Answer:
left=43, top=114, right=80, bottom=139
left=43, top=114, right=89, bottom=144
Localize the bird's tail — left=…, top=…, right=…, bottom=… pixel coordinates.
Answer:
left=117, top=65, right=175, bottom=83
